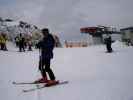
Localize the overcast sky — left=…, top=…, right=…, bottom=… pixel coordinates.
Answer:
left=0, top=0, right=133, bottom=41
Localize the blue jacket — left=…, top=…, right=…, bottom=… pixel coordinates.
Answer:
left=36, top=34, right=55, bottom=59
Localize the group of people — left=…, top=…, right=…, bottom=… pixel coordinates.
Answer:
left=0, top=28, right=114, bottom=85
left=15, top=29, right=57, bottom=85
left=15, top=34, right=33, bottom=52
left=0, top=33, right=8, bottom=51
left=0, top=29, right=57, bottom=85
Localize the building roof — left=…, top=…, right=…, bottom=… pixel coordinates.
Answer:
left=120, top=27, right=133, bottom=31
left=80, top=27, right=100, bottom=33
left=80, top=26, right=120, bottom=36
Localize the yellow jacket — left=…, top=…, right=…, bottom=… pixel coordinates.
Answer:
left=0, top=35, right=2, bottom=43
left=0, top=35, right=6, bottom=44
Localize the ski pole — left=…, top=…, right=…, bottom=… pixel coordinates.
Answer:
left=38, top=48, right=41, bottom=72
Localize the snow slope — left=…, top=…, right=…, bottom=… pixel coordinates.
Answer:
left=0, top=42, right=133, bottom=100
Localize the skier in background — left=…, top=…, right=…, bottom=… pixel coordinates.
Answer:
left=27, top=37, right=33, bottom=51
left=35, top=28, right=57, bottom=84
left=0, top=34, right=2, bottom=50
left=0, top=33, right=8, bottom=51
left=15, top=36, right=19, bottom=47
left=18, top=33, right=25, bottom=52
left=104, top=34, right=113, bottom=53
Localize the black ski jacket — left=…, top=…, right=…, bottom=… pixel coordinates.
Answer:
left=36, top=34, right=55, bottom=59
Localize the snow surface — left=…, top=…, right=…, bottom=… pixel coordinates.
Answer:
left=0, top=42, right=133, bottom=100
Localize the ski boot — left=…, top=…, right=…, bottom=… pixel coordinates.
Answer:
left=34, top=77, right=48, bottom=83
left=45, top=80, right=59, bottom=87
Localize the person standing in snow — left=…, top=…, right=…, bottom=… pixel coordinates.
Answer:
left=18, top=33, right=25, bottom=52
left=104, top=34, right=113, bottom=53
left=27, top=39, right=33, bottom=51
left=26, top=36, right=33, bottom=51
left=0, top=33, right=8, bottom=51
left=15, top=36, right=19, bottom=47
left=0, top=34, right=2, bottom=50
left=35, top=28, right=56, bottom=84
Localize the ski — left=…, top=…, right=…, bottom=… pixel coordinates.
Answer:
left=22, top=81, right=68, bottom=93
left=23, top=85, right=46, bottom=92
left=12, top=81, right=46, bottom=85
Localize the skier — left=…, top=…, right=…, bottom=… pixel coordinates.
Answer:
left=27, top=40, right=32, bottom=51
left=104, top=34, right=113, bottom=53
left=27, top=37, right=33, bottom=51
left=0, top=33, right=8, bottom=51
left=18, top=33, right=25, bottom=52
left=14, top=36, right=19, bottom=47
left=35, top=28, right=57, bottom=85
left=0, top=34, right=2, bottom=50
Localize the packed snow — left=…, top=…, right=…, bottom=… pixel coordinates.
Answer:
left=0, top=42, right=133, bottom=100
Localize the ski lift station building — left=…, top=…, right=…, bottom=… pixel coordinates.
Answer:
left=120, top=27, right=133, bottom=44
left=80, top=26, right=121, bottom=45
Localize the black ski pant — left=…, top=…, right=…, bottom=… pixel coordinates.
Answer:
left=39, top=58, right=55, bottom=80
left=19, top=43, right=25, bottom=52
left=106, top=43, right=112, bottom=52
left=28, top=45, right=32, bottom=51
left=1, top=43, right=7, bottom=51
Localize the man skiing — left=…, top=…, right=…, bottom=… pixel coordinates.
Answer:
left=35, top=28, right=57, bottom=85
